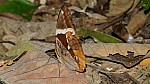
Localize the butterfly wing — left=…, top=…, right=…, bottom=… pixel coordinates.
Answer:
left=56, top=5, right=86, bottom=72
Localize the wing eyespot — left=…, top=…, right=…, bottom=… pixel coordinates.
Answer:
left=74, top=56, right=79, bottom=63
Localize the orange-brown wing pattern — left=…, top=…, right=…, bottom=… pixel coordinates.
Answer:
left=56, top=5, right=86, bottom=72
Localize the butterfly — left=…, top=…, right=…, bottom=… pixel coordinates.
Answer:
left=55, top=5, right=86, bottom=72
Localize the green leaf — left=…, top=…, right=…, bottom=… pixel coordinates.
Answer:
left=77, top=28, right=123, bottom=43
left=140, top=0, right=150, bottom=11
left=0, top=0, right=38, bottom=20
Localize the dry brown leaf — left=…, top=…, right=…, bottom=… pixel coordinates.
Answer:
left=106, top=0, right=134, bottom=16
left=0, top=50, right=87, bottom=84
left=0, top=60, right=5, bottom=66
left=0, top=44, right=8, bottom=56
left=5, top=59, right=13, bottom=66
left=127, top=11, right=150, bottom=35
left=0, top=59, right=13, bottom=70
left=0, top=13, right=24, bottom=21
left=5, top=33, right=38, bottom=57
left=0, top=7, right=150, bottom=84
left=0, top=17, right=57, bottom=54
left=0, top=17, right=56, bottom=40
left=0, top=17, right=149, bottom=56
left=28, top=0, right=46, bottom=5
left=69, top=6, right=107, bottom=20
left=139, top=58, right=150, bottom=67
left=85, top=66, right=103, bottom=84
left=77, top=0, right=87, bottom=8
left=85, top=12, right=107, bottom=20
left=69, top=0, right=77, bottom=5
left=82, top=43, right=150, bottom=57
left=77, top=0, right=97, bottom=9
left=112, top=23, right=134, bottom=43
left=128, top=0, right=140, bottom=12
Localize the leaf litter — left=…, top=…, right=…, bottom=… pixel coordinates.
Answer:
left=0, top=0, right=150, bottom=84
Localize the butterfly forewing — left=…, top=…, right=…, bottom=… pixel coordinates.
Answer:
left=57, top=6, right=74, bottom=29
left=56, top=5, right=86, bottom=72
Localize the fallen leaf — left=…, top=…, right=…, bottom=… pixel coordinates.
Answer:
left=112, top=23, right=134, bottom=43
left=85, top=12, right=107, bottom=20
left=126, top=10, right=149, bottom=35
left=101, top=72, right=140, bottom=84
left=6, top=33, right=38, bottom=57
left=0, top=59, right=13, bottom=70
left=2, top=35, right=17, bottom=50
left=69, top=6, right=107, bottom=20
left=82, top=43, right=150, bottom=56
left=77, top=28, right=123, bottom=43
left=0, top=13, right=23, bottom=21
left=131, top=65, right=150, bottom=84
left=106, top=0, right=134, bottom=16
left=86, top=50, right=150, bottom=68
left=0, top=50, right=87, bottom=84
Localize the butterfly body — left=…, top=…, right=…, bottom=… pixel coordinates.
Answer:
left=55, top=5, right=86, bottom=72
